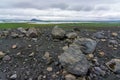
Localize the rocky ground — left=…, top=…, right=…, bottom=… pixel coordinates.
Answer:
left=0, top=26, right=120, bottom=80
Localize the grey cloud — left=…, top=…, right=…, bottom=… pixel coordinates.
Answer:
left=95, top=6, right=110, bottom=11
left=50, top=3, right=68, bottom=9
left=68, top=5, right=94, bottom=11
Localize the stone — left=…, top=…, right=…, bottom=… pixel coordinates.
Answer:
left=94, top=67, right=106, bottom=76
left=29, top=52, right=35, bottom=57
left=87, top=54, right=94, bottom=60
left=62, top=46, right=69, bottom=51
left=17, top=27, right=27, bottom=34
left=11, top=32, right=19, bottom=38
left=66, top=32, right=77, bottom=39
left=106, top=59, right=120, bottom=74
left=65, top=74, right=76, bottom=80
left=0, top=51, right=5, bottom=59
left=47, top=67, right=53, bottom=72
left=59, top=45, right=90, bottom=75
left=108, top=40, right=118, bottom=46
left=93, top=31, right=105, bottom=39
left=10, top=74, right=17, bottom=79
left=12, top=44, right=17, bottom=49
left=112, top=32, right=118, bottom=37
left=73, top=38, right=97, bottom=54
left=26, top=28, right=38, bottom=38
left=2, top=55, right=11, bottom=61
left=52, top=26, right=65, bottom=39
left=44, top=52, right=50, bottom=59
left=99, top=51, right=105, bottom=57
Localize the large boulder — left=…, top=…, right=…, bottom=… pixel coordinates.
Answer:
left=73, top=38, right=97, bottom=54
left=66, top=32, right=77, bottom=39
left=52, top=26, right=65, bottom=39
left=26, top=28, right=38, bottom=38
left=93, top=31, right=105, bottom=39
left=106, top=59, right=120, bottom=74
left=59, top=45, right=90, bottom=75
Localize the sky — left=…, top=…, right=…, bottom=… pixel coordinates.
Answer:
left=0, top=0, right=120, bottom=20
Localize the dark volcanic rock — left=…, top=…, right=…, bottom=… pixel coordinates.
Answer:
left=26, top=28, right=38, bottom=38
left=106, top=59, right=120, bottom=74
left=73, top=38, right=97, bottom=54
left=59, top=45, right=90, bottom=75
left=52, top=26, right=65, bottom=39
left=93, top=31, right=105, bottom=39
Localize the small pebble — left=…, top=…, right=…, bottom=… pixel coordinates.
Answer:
left=47, top=67, right=53, bottom=72
left=65, top=74, right=76, bottom=80
left=0, top=51, right=5, bottom=59
left=99, top=51, right=105, bottom=57
left=12, top=45, right=17, bottom=49
left=112, top=32, right=118, bottom=37
left=10, top=74, right=17, bottom=79
left=44, top=52, right=50, bottom=59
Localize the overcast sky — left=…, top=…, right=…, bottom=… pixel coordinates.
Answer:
left=0, top=0, right=120, bottom=20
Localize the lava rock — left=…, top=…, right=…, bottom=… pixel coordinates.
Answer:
left=73, top=38, right=97, bottom=54
left=106, top=59, right=120, bottom=74
left=66, top=32, right=77, bottom=39
left=2, top=55, right=11, bottom=61
left=52, top=26, right=65, bottom=39
left=94, top=67, right=106, bottom=76
left=26, top=28, right=38, bottom=38
left=93, top=31, right=105, bottom=39
left=59, top=45, right=90, bottom=75
left=108, top=40, right=118, bottom=46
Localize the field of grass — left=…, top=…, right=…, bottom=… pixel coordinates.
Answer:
left=0, top=22, right=120, bottom=29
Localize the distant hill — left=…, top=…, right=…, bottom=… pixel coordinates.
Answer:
left=30, top=18, right=43, bottom=21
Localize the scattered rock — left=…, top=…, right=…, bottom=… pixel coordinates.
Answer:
left=0, top=51, right=5, bottom=59
left=66, top=32, right=77, bottom=39
left=2, top=55, right=11, bottom=61
left=112, top=32, right=118, bottom=37
left=29, top=52, right=35, bottom=57
left=87, top=54, right=94, bottom=60
left=62, top=46, right=69, bottom=51
left=65, top=74, right=76, bottom=80
left=11, top=32, right=19, bottom=38
left=106, top=59, right=120, bottom=74
left=47, top=67, right=53, bottom=72
left=93, top=31, right=105, bottom=39
left=73, top=38, right=97, bottom=54
left=108, top=40, right=118, bottom=46
left=26, top=28, right=38, bottom=38
left=10, top=74, right=17, bottom=79
left=101, top=39, right=106, bottom=42
left=52, top=26, right=65, bottom=39
left=12, top=44, right=17, bottom=49
left=94, top=67, right=106, bottom=76
left=99, top=51, right=105, bottom=57
left=44, top=52, right=50, bottom=59
left=59, top=45, right=90, bottom=75
left=17, top=27, right=27, bottom=34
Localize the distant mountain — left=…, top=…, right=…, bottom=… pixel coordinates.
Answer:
left=30, top=18, right=43, bottom=21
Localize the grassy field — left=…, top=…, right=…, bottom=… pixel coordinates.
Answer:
left=0, top=22, right=120, bottom=29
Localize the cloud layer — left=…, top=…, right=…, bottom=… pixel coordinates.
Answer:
left=0, top=0, right=120, bottom=20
